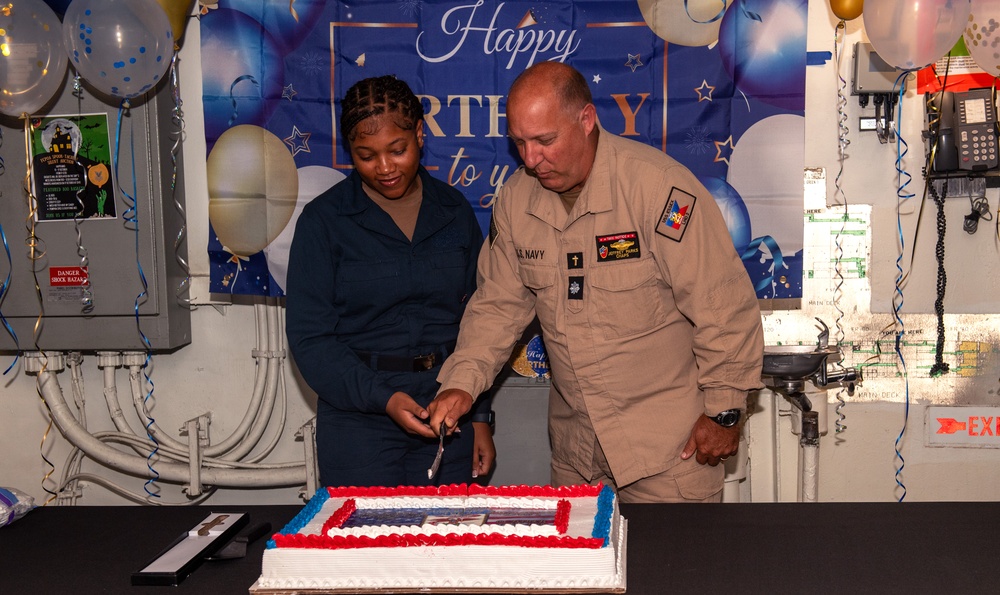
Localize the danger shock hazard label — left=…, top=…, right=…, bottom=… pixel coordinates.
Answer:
left=50, top=266, right=89, bottom=287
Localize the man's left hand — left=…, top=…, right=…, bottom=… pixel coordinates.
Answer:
left=471, top=422, right=496, bottom=479
left=680, top=415, right=740, bottom=466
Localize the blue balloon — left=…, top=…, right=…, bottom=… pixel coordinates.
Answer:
left=200, top=8, right=285, bottom=146
left=217, top=0, right=328, bottom=55
left=717, top=0, right=807, bottom=111
left=700, top=176, right=752, bottom=252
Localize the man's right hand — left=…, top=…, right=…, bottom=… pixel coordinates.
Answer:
left=427, top=389, right=474, bottom=435
left=386, top=391, right=437, bottom=439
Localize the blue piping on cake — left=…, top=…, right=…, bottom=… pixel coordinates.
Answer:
left=591, top=485, right=614, bottom=546
left=266, top=487, right=331, bottom=549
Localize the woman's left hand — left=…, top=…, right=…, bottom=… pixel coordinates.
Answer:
left=386, top=391, right=437, bottom=438
left=471, top=422, right=496, bottom=479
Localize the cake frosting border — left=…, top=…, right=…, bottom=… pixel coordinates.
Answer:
left=257, top=483, right=626, bottom=592
left=268, top=483, right=612, bottom=551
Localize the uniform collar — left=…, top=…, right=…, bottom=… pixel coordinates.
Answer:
left=343, top=167, right=459, bottom=245
left=525, top=125, right=614, bottom=230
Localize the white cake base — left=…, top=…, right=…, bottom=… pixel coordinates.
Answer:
left=249, top=519, right=627, bottom=594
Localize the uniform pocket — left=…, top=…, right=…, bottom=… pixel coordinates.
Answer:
left=590, top=259, right=667, bottom=339
left=520, top=264, right=558, bottom=326
left=672, top=460, right=723, bottom=501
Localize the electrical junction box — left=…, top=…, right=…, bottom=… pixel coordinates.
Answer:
left=0, top=80, right=191, bottom=352
left=852, top=42, right=908, bottom=95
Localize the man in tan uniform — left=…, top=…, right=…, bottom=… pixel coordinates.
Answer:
left=429, top=62, right=764, bottom=503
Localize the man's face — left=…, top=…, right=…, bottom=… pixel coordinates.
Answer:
left=507, top=91, right=595, bottom=194
left=349, top=116, right=424, bottom=200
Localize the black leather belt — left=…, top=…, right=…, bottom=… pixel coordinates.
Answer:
left=354, top=343, right=455, bottom=372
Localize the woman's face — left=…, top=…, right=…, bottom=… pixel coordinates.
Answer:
left=349, top=116, right=424, bottom=200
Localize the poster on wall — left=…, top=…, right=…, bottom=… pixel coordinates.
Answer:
left=29, top=113, right=117, bottom=221
left=200, top=0, right=806, bottom=299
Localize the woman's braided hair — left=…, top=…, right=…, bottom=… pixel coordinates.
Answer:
left=340, top=75, right=424, bottom=142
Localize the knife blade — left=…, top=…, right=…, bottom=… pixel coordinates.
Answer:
left=427, top=421, right=446, bottom=480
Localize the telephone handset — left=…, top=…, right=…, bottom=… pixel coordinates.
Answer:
left=928, top=88, right=998, bottom=173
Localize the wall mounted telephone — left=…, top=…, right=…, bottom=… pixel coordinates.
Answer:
left=926, top=88, right=999, bottom=173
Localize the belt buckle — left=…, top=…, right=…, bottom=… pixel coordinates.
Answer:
left=413, top=353, right=436, bottom=371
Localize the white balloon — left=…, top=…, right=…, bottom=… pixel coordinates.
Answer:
left=62, top=0, right=173, bottom=101
left=0, top=0, right=67, bottom=117
left=964, top=0, right=1000, bottom=76
left=864, top=0, right=971, bottom=71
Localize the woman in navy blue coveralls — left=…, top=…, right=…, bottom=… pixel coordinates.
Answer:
left=285, top=76, right=495, bottom=487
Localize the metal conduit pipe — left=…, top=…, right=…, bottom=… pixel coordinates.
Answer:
left=205, top=300, right=278, bottom=458
left=37, top=369, right=307, bottom=488
left=119, top=301, right=282, bottom=460
left=207, top=300, right=284, bottom=459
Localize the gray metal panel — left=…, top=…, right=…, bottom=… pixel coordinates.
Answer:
left=0, top=80, right=191, bottom=351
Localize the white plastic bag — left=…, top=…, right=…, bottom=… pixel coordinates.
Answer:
left=0, top=486, right=35, bottom=528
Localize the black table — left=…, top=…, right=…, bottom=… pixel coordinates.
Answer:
left=1, top=502, right=997, bottom=594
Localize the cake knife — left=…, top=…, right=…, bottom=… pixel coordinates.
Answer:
left=427, top=421, right=446, bottom=479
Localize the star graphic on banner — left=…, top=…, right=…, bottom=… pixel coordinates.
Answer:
left=625, top=54, right=642, bottom=72
left=713, top=136, right=735, bottom=165
left=695, top=80, right=715, bottom=102
left=592, top=74, right=602, bottom=84
left=282, top=84, right=297, bottom=101
left=284, top=125, right=312, bottom=156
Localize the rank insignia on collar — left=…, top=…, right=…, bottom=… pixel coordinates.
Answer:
left=656, top=187, right=696, bottom=242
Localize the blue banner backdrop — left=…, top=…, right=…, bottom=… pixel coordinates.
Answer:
left=201, top=0, right=806, bottom=299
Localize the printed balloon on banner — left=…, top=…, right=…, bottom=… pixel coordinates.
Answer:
left=700, top=176, right=752, bottom=252
left=200, top=8, right=285, bottom=146
left=964, top=0, right=1000, bottom=77
left=0, top=0, right=68, bottom=118
left=863, top=0, right=970, bottom=71
left=62, top=0, right=173, bottom=101
left=216, top=0, right=327, bottom=55
left=264, top=165, right=346, bottom=293
left=207, top=125, right=298, bottom=257
left=638, top=0, right=731, bottom=48
left=717, top=0, right=808, bottom=111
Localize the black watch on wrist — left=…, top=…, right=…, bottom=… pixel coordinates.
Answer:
left=471, top=411, right=496, bottom=434
left=709, top=409, right=742, bottom=428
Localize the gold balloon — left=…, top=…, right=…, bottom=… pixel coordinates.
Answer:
left=208, top=125, right=299, bottom=257
left=830, top=0, right=863, bottom=21
left=154, top=0, right=197, bottom=47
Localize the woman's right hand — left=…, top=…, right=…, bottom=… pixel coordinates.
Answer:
left=386, top=391, right=438, bottom=438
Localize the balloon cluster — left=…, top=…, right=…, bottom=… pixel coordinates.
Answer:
left=964, top=0, right=1000, bottom=77
left=0, top=0, right=195, bottom=118
left=864, top=0, right=970, bottom=71
left=831, top=0, right=999, bottom=78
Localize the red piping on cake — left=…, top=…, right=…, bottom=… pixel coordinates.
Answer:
left=321, top=499, right=356, bottom=534
left=324, top=483, right=604, bottom=499
left=272, top=532, right=605, bottom=550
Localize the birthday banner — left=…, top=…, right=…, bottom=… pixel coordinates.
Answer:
left=201, top=0, right=806, bottom=299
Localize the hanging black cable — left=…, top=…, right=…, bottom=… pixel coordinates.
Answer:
left=928, top=180, right=949, bottom=377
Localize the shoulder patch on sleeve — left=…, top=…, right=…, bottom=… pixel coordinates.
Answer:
left=489, top=210, right=499, bottom=249
left=656, top=187, right=697, bottom=242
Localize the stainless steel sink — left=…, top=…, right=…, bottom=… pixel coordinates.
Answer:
left=762, top=345, right=842, bottom=380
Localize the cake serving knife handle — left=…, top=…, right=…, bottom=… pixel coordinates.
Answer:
left=427, top=421, right=446, bottom=480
